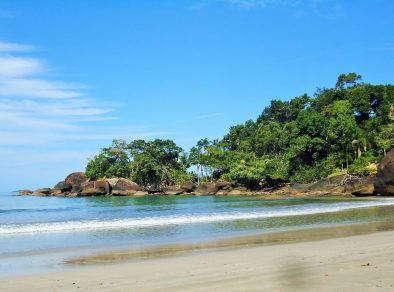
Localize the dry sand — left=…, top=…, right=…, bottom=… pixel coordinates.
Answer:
left=2, top=226, right=394, bottom=291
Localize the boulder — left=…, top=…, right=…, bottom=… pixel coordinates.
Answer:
left=79, top=188, right=106, bottom=196
left=109, top=178, right=140, bottom=196
left=80, top=180, right=110, bottom=196
left=215, top=190, right=229, bottom=196
left=180, top=181, right=196, bottom=193
left=65, top=172, right=89, bottom=192
left=81, top=181, right=94, bottom=190
left=134, top=191, right=149, bottom=196
left=52, top=189, right=67, bottom=197
left=32, top=188, right=52, bottom=196
left=308, top=175, right=346, bottom=193
left=228, top=187, right=251, bottom=196
left=95, top=180, right=111, bottom=194
left=146, top=182, right=161, bottom=193
left=163, top=185, right=183, bottom=195
left=352, top=184, right=375, bottom=197
left=106, top=178, right=119, bottom=187
left=53, top=181, right=72, bottom=192
left=35, top=188, right=52, bottom=194
left=215, top=181, right=232, bottom=190
left=346, top=175, right=376, bottom=194
left=18, top=189, right=33, bottom=195
left=196, top=183, right=218, bottom=195
left=374, top=149, right=394, bottom=195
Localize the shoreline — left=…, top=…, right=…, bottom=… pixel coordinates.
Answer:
left=64, top=219, right=394, bottom=266
left=1, top=224, right=394, bottom=291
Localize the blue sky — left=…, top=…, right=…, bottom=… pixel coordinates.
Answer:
left=0, top=0, right=393, bottom=190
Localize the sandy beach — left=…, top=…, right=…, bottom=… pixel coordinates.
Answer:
left=2, top=226, right=394, bottom=291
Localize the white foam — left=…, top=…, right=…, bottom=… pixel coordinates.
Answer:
left=1, top=199, right=394, bottom=235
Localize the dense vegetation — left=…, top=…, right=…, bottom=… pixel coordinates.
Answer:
left=86, top=73, right=394, bottom=189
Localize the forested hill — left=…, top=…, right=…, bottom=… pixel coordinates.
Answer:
left=86, top=73, right=394, bottom=190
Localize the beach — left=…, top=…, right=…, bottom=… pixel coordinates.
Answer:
left=1, top=225, right=394, bottom=291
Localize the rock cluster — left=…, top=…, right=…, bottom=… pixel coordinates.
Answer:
left=19, top=149, right=394, bottom=198
left=19, top=173, right=240, bottom=197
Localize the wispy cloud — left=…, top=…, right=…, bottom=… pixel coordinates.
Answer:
left=0, top=41, right=115, bottom=145
left=195, top=0, right=345, bottom=18
left=0, top=42, right=34, bottom=52
left=226, top=0, right=289, bottom=9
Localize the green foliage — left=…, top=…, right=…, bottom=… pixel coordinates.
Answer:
left=87, top=73, right=393, bottom=190
left=86, top=139, right=190, bottom=188
left=348, top=153, right=378, bottom=176
left=335, top=72, right=362, bottom=89
left=129, top=139, right=187, bottom=187
left=375, top=123, right=394, bottom=155
left=188, top=73, right=393, bottom=187
left=85, top=139, right=131, bottom=180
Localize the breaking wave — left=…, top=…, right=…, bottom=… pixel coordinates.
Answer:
left=1, top=199, right=394, bottom=235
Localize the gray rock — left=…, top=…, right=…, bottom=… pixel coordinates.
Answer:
left=375, top=148, right=394, bottom=195
left=65, top=172, right=89, bottom=192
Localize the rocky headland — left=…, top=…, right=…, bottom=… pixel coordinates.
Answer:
left=19, top=149, right=394, bottom=198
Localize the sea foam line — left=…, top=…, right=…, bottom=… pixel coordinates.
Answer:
left=1, top=199, right=394, bottom=235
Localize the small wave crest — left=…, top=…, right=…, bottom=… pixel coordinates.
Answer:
left=1, top=199, right=394, bottom=236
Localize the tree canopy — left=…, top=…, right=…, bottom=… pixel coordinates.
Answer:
left=86, top=73, right=394, bottom=189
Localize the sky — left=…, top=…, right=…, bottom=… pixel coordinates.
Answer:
left=0, top=0, right=393, bottom=191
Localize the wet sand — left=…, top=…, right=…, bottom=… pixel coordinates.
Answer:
left=2, top=222, right=394, bottom=291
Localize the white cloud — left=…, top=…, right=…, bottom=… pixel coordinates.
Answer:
left=227, top=0, right=284, bottom=9
left=207, top=0, right=345, bottom=18
left=0, top=41, right=114, bottom=145
left=0, top=41, right=174, bottom=190
left=0, top=128, right=172, bottom=146
left=0, top=42, right=34, bottom=52
left=0, top=78, right=85, bottom=98
left=0, top=56, right=43, bottom=77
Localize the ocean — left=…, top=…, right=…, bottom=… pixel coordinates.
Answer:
left=1, top=192, right=394, bottom=276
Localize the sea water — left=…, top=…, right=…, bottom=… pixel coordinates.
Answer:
left=1, top=192, right=394, bottom=276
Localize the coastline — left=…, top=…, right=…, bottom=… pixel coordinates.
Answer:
left=2, top=221, right=394, bottom=291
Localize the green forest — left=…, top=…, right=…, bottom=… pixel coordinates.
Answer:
left=85, top=73, right=394, bottom=190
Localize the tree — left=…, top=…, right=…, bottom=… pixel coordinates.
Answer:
left=189, top=138, right=213, bottom=184
left=376, top=123, right=394, bottom=155
left=85, top=139, right=131, bottom=180
left=84, top=74, right=393, bottom=189
left=336, top=72, right=362, bottom=89
left=326, top=100, right=357, bottom=169
left=128, top=139, right=187, bottom=189
left=253, top=121, right=285, bottom=156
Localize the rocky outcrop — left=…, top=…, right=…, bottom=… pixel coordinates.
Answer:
left=109, top=178, right=140, bottom=196
left=27, top=168, right=390, bottom=198
left=18, top=189, right=33, bottom=195
left=32, top=188, right=52, bottom=196
left=80, top=180, right=110, bottom=196
left=196, top=183, right=219, bottom=196
left=53, top=181, right=72, bottom=192
left=216, top=181, right=232, bottom=190
left=346, top=175, right=376, bottom=196
left=228, top=187, right=251, bottom=196
left=162, top=185, right=183, bottom=195
left=65, top=172, right=89, bottom=192
left=180, top=181, right=196, bottom=193
left=146, top=182, right=161, bottom=193
left=374, top=148, right=394, bottom=195
left=134, top=191, right=149, bottom=196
